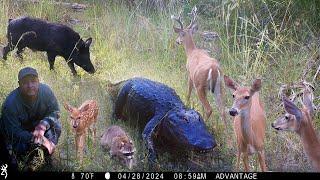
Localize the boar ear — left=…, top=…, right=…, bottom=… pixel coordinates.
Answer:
left=64, top=102, right=73, bottom=113
left=85, top=38, right=92, bottom=48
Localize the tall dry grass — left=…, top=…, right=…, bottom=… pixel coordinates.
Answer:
left=0, top=0, right=318, bottom=172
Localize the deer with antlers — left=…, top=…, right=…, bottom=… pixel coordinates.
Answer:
left=172, top=7, right=226, bottom=127
left=64, top=100, right=99, bottom=163
left=224, top=76, right=267, bottom=172
left=272, top=82, right=320, bottom=171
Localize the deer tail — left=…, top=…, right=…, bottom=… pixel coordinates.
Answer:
left=213, top=68, right=227, bottom=129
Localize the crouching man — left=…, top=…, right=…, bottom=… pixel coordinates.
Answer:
left=0, top=67, right=61, bottom=171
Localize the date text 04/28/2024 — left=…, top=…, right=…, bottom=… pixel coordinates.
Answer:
left=115, top=172, right=257, bottom=180
left=116, top=172, right=206, bottom=180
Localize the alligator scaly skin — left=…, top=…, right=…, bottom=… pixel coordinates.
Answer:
left=113, top=78, right=185, bottom=163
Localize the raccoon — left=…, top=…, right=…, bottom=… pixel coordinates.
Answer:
left=100, top=125, right=136, bottom=169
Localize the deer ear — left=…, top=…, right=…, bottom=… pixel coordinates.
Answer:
left=190, top=23, right=198, bottom=34
left=302, top=88, right=316, bottom=116
left=283, top=96, right=302, bottom=121
left=80, top=103, right=90, bottom=112
left=224, top=75, right=238, bottom=91
left=173, top=26, right=181, bottom=33
left=64, top=103, right=73, bottom=113
left=250, top=79, right=262, bottom=95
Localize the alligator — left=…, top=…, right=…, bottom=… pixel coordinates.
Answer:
left=106, top=77, right=216, bottom=164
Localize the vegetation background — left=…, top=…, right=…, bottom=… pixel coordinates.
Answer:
left=0, top=0, right=319, bottom=172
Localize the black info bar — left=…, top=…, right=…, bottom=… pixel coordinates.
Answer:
left=1, top=172, right=320, bottom=180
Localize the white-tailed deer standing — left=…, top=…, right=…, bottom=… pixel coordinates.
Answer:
left=224, top=76, right=267, bottom=172
left=64, top=100, right=99, bottom=163
left=272, top=84, right=320, bottom=171
left=172, top=7, right=226, bottom=128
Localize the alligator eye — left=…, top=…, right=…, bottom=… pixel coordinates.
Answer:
left=183, top=117, right=189, bottom=123
left=245, top=96, right=250, bottom=100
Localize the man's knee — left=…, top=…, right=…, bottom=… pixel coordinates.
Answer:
left=44, top=120, right=61, bottom=145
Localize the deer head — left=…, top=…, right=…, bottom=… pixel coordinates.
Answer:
left=224, top=76, right=262, bottom=116
left=272, top=81, right=316, bottom=132
left=272, top=96, right=303, bottom=132
left=172, top=6, right=198, bottom=45
left=64, top=102, right=90, bottom=128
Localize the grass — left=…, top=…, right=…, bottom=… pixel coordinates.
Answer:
left=0, top=0, right=319, bottom=172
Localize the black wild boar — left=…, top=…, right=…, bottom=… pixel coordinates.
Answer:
left=2, top=16, right=95, bottom=75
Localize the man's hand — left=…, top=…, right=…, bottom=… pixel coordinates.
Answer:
left=32, top=123, right=55, bottom=154
left=32, top=123, right=46, bottom=138
left=33, top=136, right=55, bottom=155
left=41, top=136, right=55, bottom=154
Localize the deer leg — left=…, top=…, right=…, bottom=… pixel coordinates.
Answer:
left=76, top=134, right=85, bottom=164
left=242, top=152, right=250, bottom=172
left=236, top=150, right=241, bottom=171
left=257, top=150, right=267, bottom=172
left=75, top=135, right=80, bottom=161
left=196, top=87, right=212, bottom=120
left=186, top=77, right=193, bottom=106
left=91, top=124, right=96, bottom=145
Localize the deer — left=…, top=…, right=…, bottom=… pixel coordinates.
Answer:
left=172, top=6, right=227, bottom=128
left=64, top=100, right=99, bottom=163
left=272, top=84, right=320, bottom=171
left=224, top=76, right=267, bottom=172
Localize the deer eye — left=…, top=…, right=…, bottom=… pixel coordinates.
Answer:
left=245, top=96, right=250, bottom=100
left=232, top=94, right=235, bottom=98
left=285, top=116, right=289, bottom=120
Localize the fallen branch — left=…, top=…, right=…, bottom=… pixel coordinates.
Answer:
left=15, top=0, right=88, bottom=11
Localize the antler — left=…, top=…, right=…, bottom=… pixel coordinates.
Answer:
left=278, top=81, right=316, bottom=111
left=278, top=84, right=301, bottom=101
left=187, top=6, right=198, bottom=29
left=171, top=11, right=183, bottom=29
